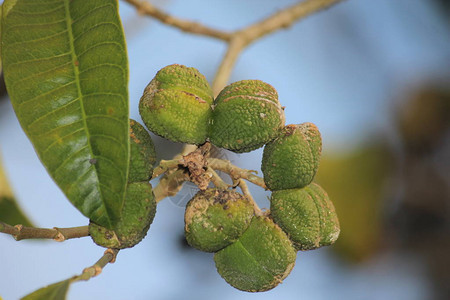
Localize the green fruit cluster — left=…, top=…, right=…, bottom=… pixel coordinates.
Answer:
left=139, top=64, right=285, bottom=152
left=137, top=64, right=340, bottom=291
left=184, top=188, right=296, bottom=292
left=90, top=120, right=157, bottom=249
left=262, top=123, right=340, bottom=250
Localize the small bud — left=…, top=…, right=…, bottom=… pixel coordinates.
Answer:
left=184, top=188, right=254, bottom=252
left=270, top=183, right=340, bottom=250
left=139, top=64, right=214, bottom=144
left=214, top=216, right=296, bottom=292
left=209, top=80, right=285, bottom=153
left=262, top=123, right=322, bottom=191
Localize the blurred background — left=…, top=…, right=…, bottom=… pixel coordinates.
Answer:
left=0, top=0, right=449, bottom=299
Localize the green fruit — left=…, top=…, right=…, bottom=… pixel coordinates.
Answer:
left=139, top=64, right=214, bottom=144
left=209, top=80, right=285, bottom=153
left=270, top=183, right=340, bottom=250
left=184, top=188, right=254, bottom=252
left=90, top=182, right=156, bottom=249
left=129, top=119, right=156, bottom=183
left=262, top=123, right=322, bottom=191
left=214, top=216, right=296, bottom=292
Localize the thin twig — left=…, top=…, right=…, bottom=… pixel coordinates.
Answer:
left=212, top=0, right=343, bottom=92
left=151, top=159, right=183, bottom=179
left=212, top=37, right=246, bottom=96
left=241, top=0, right=343, bottom=45
left=124, top=0, right=342, bottom=93
left=71, top=249, right=119, bottom=282
left=123, top=0, right=232, bottom=41
left=0, top=222, right=89, bottom=241
left=207, top=158, right=266, bottom=189
left=152, top=144, right=197, bottom=202
left=238, top=179, right=263, bottom=217
left=206, top=167, right=229, bottom=190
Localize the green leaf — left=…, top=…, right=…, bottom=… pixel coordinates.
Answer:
left=21, top=280, right=70, bottom=300
left=0, top=196, right=33, bottom=226
left=0, top=153, right=33, bottom=226
left=1, top=0, right=130, bottom=228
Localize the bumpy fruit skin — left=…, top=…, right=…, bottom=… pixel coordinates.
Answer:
left=214, top=216, right=296, bottom=292
left=270, top=183, right=340, bottom=251
left=129, top=119, right=156, bottom=183
left=185, top=188, right=254, bottom=252
left=90, top=182, right=156, bottom=249
left=139, top=64, right=214, bottom=144
left=209, top=80, right=285, bottom=153
left=262, top=123, right=322, bottom=191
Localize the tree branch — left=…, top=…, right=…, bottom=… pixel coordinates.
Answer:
left=71, top=249, right=119, bottom=282
left=212, top=0, right=343, bottom=93
left=124, top=0, right=343, bottom=94
left=212, top=37, right=246, bottom=96
left=240, top=0, right=343, bottom=46
left=0, top=222, right=89, bottom=241
left=122, top=0, right=232, bottom=41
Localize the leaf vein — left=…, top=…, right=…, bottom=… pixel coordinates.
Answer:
left=5, top=29, right=69, bottom=48
left=71, top=3, right=114, bottom=25
left=52, top=144, right=90, bottom=175
left=11, top=61, right=72, bottom=90
left=41, top=128, right=85, bottom=155
left=26, top=98, right=80, bottom=128
left=17, top=82, right=76, bottom=106
left=76, top=41, right=124, bottom=59
left=78, top=63, right=126, bottom=76
left=72, top=22, right=121, bottom=43
left=5, top=52, right=72, bottom=69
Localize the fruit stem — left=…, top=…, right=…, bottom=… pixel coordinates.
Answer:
left=206, top=167, right=230, bottom=189
left=151, top=159, right=184, bottom=179
left=207, top=158, right=267, bottom=189
left=238, top=179, right=264, bottom=217
left=151, top=155, right=268, bottom=205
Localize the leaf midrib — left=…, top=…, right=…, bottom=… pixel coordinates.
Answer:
left=63, top=0, right=109, bottom=227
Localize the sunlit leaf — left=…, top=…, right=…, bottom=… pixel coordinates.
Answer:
left=1, top=0, right=130, bottom=228
left=21, top=280, right=70, bottom=300
left=0, top=196, right=33, bottom=226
